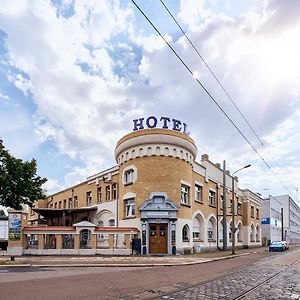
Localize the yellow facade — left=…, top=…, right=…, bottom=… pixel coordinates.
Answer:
left=27, top=127, right=262, bottom=254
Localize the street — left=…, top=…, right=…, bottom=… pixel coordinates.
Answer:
left=0, top=249, right=299, bottom=300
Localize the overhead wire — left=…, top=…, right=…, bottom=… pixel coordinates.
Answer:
left=158, top=0, right=298, bottom=198
left=159, top=0, right=264, bottom=147
left=130, top=0, right=296, bottom=199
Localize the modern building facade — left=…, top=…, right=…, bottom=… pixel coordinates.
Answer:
left=261, top=194, right=300, bottom=245
left=261, top=196, right=283, bottom=245
left=10, top=118, right=262, bottom=255
left=274, top=195, right=300, bottom=244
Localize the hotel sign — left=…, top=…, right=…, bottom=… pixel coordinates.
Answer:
left=133, top=116, right=189, bottom=135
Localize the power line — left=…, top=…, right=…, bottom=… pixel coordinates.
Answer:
left=158, top=0, right=298, bottom=199
left=131, top=0, right=296, bottom=199
left=159, top=0, right=264, bottom=147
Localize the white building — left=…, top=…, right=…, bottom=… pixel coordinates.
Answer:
left=0, top=215, right=8, bottom=250
left=274, top=195, right=300, bottom=244
left=261, top=194, right=300, bottom=245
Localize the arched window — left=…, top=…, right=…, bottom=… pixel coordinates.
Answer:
left=219, top=221, right=223, bottom=242
left=182, top=224, right=190, bottom=242
left=193, top=215, right=204, bottom=241
left=97, top=220, right=104, bottom=227
left=250, top=224, right=255, bottom=242
left=256, top=225, right=260, bottom=242
left=237, top=223, right=243, bottom=242
left=207, top=217, right=216, bottom=241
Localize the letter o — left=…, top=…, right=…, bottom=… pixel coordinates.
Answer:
left=146, top=116, right=158, bottom=128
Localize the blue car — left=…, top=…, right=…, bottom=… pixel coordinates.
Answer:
left=269, top=241, right=285, bottom=252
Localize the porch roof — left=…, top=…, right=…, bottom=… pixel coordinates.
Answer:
left=33, top=206, right=97, bottom=218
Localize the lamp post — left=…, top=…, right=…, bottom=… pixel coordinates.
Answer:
left=231, top=164, right=251, bottom=255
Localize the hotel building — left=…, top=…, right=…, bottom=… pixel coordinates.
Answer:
left=9, top=118, right=262, bottom=255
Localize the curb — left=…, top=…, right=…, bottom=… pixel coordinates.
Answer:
left=0, top=252, right=254, bottom=268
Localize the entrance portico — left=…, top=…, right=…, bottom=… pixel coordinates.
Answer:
left=139, top=192, right=179, bottom=255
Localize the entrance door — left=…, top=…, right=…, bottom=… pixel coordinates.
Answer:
left=149, top=223, right=168, bottom=254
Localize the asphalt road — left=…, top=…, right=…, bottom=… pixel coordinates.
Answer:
left=0, top=250, right=298, bottom=300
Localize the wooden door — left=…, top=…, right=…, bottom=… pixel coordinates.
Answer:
left=149, top=223, right=168, bottom=254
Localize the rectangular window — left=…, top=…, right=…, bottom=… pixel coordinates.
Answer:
left=237, top=202, right=242, bottom=215
left=209, top=190, right=216, bottom=207
left=193, top=228, right=200, bottom=240
left=86, top=191, right=92, bottom=206
left=124, top=169, right=134, bottom=185
left=195, top=184, right=202, bottom=202
left=63, top=199, right=67, bottom=209
left=106, top=185, right=110, bottom=201
left=180, top=184, right=190, bottom=205
left=74, top=196, right=78, bottom=208
left=229, top=199, right=233, bottom=213
left=97, top=187, right=102, bottom=203
left=125, top=198, right=135, bottom=218
left=68, top=198, right=72, bottom=209
left=251, top=205, right=254, bottom=218
left=256, top=208, right=259, bottom=219
left=220, top=194, right=224, bottom=210
left=112, top=183, right=118, bottom=200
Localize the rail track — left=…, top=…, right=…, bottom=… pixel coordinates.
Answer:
left=153, top=248, right=300, bottom=300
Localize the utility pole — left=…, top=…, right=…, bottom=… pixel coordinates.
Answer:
left=281, top=207, right=284, bottom=241
left=231, top=164, right=251, bottom=255
left=222, top=160, right=227, bottom=251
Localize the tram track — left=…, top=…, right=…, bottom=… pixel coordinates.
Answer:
left=151, top=249, right=300, bottom=300
left=233, top=255, right=300, bottom=300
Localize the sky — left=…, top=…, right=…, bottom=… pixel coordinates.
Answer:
left=0, top=0, right=299, bottom=204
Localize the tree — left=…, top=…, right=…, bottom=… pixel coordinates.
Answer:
left=0, top=139, right=47, bottom=209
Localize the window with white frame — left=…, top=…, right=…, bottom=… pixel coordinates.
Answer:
left=237, top=202, right=242, bottom=215
left=68, top=198, right=72, bottom=209
left=220, top=194, right=224, bottom=210
left=97, top=187, right=102, bottom=203
left=195, top=184, right=202, bottom=202
left=112, top=183, right=118, bottom=200
left=181, top=184, right=190, bottom=205
left=125, top=198, right=135, bottom=218
left=124, top=169, right=134, bottom=185
left=229, top=199, right=233, bottom=213
left=208, top=190, right=216, bottom=207
left=105, top=185, right=110, bottom=201
left=182, top=224, right=190, bottom=241
left=86, top=191, right=92, bottom=206
left=193, top=217, right=201, bottom=240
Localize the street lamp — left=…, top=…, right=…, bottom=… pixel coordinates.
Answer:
left=231, top=164, right=251, bottom=255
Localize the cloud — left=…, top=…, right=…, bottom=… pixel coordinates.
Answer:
left=0, top=91, right=9, bottom=101
left=0, top=0, right=299, bottom=198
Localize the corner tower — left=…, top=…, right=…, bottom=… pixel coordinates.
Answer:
left=115, top=128, right=197, bottom=254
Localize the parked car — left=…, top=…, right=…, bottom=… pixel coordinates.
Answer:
left=282, top=241, right=289, bottom=250
left=269, top=241, right=285, bottom=252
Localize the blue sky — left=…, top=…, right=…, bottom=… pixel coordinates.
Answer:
left=0, top=0, right=300, bottom=204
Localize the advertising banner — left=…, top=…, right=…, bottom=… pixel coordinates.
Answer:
left=8, top=213, right=21, bottom=240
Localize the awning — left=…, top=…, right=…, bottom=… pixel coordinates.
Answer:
left=33, top=206, right=97, bottom=218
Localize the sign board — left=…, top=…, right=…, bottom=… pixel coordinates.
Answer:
left=8, top=213, right=21, bottom=240
left=133, top=116, right=190, bottom=135
left=261, top=217, right=270, bottom=224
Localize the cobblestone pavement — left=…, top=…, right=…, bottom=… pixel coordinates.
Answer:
left=149, top=252, right=300, bottom=300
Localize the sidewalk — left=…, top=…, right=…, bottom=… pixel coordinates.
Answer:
left=0, top=247, right=269, bottom=268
